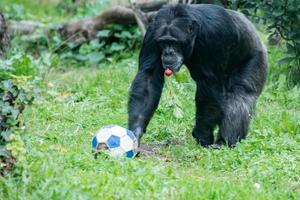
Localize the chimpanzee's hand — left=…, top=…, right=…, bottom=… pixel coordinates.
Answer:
left=132, top=127, right=143, bottom=147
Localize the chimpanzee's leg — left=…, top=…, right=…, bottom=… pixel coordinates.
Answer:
left=217, top=91, right=256, bottom=147
left=192, top=83, right=222, bottom=146
left=217, top=51, right=267, bottom=147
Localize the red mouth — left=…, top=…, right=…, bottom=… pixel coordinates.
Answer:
left=164, top=68, right=173, bottom=76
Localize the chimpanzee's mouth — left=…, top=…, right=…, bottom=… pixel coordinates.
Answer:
left=162, top=60, right=183, bottom=73
left=161, top=54, right=183, bottom=73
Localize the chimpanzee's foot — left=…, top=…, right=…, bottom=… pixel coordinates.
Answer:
left=192, top=129, right=214, bottom=147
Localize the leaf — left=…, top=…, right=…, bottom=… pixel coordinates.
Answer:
left=67, top=42, right=79, bottom=49
left=174, top=71, right=188, bottom=83
left=75, top=54, right=88, bottom=61
left=0, top=146, right=10, bottom=157
left=278, top=57, right=295, bottom=65
left=1, top=130, right=12, bottom=141
left=87, top=52, right=105, bottom=63
left=79, top=44, right=92, bottom=55
left=2, top=79, right=13, bottom=90
left=115, top=31, right=133, bottom=39
left=109, top=43, right=125, bottom=52
left=89, top=40, right=102, bottom=49
left=286, top=43, right=295, bottom=54
left=90, top=40, right=105, bottom=50
left=241, top=9, right=251, bottom=16
left=97, top=30, right=110, bottom=37
left=107, top=24, right=123, bottom=31
left=11, top=109, right=20, bottom=120
left=173, top=106, right=184, bottom=119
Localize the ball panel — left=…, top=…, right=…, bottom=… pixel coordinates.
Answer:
left=120, top=135, right=134, bottom=151
left=106, top=135, right=120, bottom=149
left=109, top=147, right=125, bottom=157
left=96, top=129, right=112, bottom=143
left=91, top=136, right=98, bottom=149
left=110, top=126, right=127, bottom=137
left=126, top=130, right=136, bottom=141
left=126, top=150, right=135, bottom=158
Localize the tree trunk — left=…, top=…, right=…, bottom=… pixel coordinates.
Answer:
left=0, top=13, right=9, bottom=58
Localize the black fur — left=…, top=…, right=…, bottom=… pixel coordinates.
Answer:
left=128, top=4, right=268, bottom=147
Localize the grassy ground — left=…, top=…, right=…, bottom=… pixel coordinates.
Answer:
left=0, top=46, right=299, bottom=199
left=0, top=1, right=300, bottom=199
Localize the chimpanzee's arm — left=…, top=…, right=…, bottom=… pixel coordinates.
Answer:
left=128, top=25, right=164, bottom=141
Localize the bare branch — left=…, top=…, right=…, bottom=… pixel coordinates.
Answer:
left=131, top=2, right=149, bottom=36
left=59, top=6, right=136, bottom=44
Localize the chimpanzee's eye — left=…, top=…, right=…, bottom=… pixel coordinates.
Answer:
left=159, top=41, right=181, bottom=49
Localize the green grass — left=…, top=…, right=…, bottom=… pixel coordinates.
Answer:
left=0, top=0, right=65, bottom=22
left=0, top=46, right=299, bottom=199
left=0, top=0, right=109, bottom=22
left=0, top=1, right=300, bottom=198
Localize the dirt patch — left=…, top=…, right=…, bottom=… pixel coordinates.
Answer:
left=138, top=138, right=186, bottom=158
left=138, top=143, right=164, bottom=157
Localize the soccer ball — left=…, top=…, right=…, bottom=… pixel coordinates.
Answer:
left=91, top=125, right=138, bottom=158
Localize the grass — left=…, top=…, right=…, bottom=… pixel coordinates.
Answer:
left=0, top=1, right=300, bottom=199
left=0, top=0, right=65, bottom=22
left=0, top=46, right=299, bottom=199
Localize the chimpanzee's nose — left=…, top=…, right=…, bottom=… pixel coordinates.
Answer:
left=163, top=47, right=175, bottom=56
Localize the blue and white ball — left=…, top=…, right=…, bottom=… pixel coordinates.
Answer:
left=91, top=125, right=138, bottom=158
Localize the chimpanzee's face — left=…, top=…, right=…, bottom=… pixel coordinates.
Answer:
left=155, top=18, right=198, bottom=72
left=159, top=40, right=184, bottom=72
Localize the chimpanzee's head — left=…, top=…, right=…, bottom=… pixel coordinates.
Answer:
left=154, top=6, right=198, bottom=72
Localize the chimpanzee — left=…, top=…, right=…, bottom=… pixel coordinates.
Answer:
left=128, top=4, right=267, bottom=148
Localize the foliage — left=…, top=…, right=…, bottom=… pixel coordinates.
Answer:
left=0, top=1, right=67, bottom=22
left=57, top=0, right=109, bottom=18
left=0, top=4, right=28, bottom=21
left=227, top=0, right=300, bottom=84
left=75, top=0, right=110, bottom=18
left=7, top=23, right=140, bottom=67
left=0, top=51, right=48, bottom=173
left=56, top=24, right=141, bottom=66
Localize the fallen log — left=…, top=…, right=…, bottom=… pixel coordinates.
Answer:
left=59, top=6, right=136, bottom=45
left=7, top=20, right=46, bottom=35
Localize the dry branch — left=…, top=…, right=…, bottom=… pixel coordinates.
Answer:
left=131, top=1, right=152, bottom=36
left=59, top=6, right=136, bottom=44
